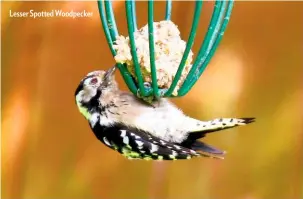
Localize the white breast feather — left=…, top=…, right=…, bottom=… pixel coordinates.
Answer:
left=132, top=102, right=189, bottom=143
left=100, top=92, right=198, bottom=143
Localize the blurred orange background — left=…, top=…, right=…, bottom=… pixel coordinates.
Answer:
left=2, top=1, right=303, bottom=199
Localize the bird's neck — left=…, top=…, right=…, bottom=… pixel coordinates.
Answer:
left=76, top=102, right=94, bottom=120
left=99, top=89, right=120, bottom=107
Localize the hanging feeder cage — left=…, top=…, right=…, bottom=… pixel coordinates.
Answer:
left=97, top=0, right=234, bottom=101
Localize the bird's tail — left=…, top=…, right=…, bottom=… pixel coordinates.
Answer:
left=188, top=117, right=255, bottom=139
left=181, top=117, right=255, bottom=158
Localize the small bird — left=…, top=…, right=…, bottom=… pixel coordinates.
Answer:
left=75, top=66, right=255, bottom=160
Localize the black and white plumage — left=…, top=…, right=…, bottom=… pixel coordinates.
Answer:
left=74, top=66, right=255, bottom=160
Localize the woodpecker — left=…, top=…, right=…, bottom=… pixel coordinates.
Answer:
left=74, top=66, right=255, bottom=160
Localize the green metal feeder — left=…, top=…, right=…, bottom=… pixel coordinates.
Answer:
left=97, top=0, right=234, bottom=101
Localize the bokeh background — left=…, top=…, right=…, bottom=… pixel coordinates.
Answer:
left=2, top=1, right=303, bottom=199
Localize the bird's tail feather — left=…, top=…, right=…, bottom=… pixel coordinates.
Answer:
left=191, top=140, right=226, bottom=159
left=181, top=117, right=255, bottom=159
left=188, top=117, right=255, bottom=140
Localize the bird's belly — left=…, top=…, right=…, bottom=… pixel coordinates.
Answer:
left=131, top=109, right=188, bottom=143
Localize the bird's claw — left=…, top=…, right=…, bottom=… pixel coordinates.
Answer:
left=136, top=90, right=155, bottom=107
left=136, top=82, right=168, bottom=107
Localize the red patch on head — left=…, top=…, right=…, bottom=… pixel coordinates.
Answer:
left=89, top=77, right=98, bottom=85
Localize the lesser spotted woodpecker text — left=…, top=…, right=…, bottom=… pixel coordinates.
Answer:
left=9, top=9, right=93, bottom=19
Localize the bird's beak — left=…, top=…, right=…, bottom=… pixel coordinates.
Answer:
left=103, top=65, right=116, bottom=82
left=104, top=66, right=116, bottom=79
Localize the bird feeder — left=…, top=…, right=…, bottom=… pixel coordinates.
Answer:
left=97, top=0, right=234, bottom=101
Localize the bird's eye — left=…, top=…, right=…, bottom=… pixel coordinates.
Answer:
left=89, top=78, right=98, bottom=85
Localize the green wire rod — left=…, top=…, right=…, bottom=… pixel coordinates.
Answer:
left=97, top=0, right=234, bottom=99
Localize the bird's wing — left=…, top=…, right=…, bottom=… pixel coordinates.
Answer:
left=92, top=122, right=206, bottom=160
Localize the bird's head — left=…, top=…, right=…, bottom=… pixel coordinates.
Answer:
left=74, top=66, right=117, bottom=119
